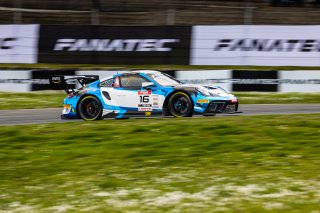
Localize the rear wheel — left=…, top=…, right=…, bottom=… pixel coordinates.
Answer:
left=168, top=92, right=193, bottom=117
left=78, top=96, right=102, bottom=121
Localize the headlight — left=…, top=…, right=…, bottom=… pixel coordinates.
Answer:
left=196, top=86, right=211, bottom=96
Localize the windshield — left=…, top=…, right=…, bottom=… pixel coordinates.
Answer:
left=147, top=73, right=181, bottom=86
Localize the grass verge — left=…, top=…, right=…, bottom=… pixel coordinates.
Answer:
left=0, top=91, right=65, bottom=110
left=0, top=92, right=320, bottom=110
left=0, top=114, right=320, bottom=212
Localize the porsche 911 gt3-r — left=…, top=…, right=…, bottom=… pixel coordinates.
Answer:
left=49, top=70, right=239, bottom=120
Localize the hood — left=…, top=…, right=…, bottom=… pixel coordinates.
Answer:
left=174, top=84, right=234, bottom=97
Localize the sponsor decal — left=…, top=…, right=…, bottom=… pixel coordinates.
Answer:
left=0, top=38, right=17, bottom=50
left=214, top=39, right=320, bottom=52
left=0, top=79, right=49, bottom=84
left=191, top=26, right=320, bottom=66
left=181, top=79, right=320, bottom=85
left=138, top=107, right=153, bottom=111
left=63, top=104, right=71, bottom=109
left=145, top=111, right=152, bottom=116
left=152, top=95, right=160, bottom=108
left=38, top=25, right=191, bottom=64
left=232, top=70, right=278, bottom=92
left=138, top=90, right=152, bottom=95
left=51, top=76, right=61, bottom=84
left=197, top=99, right=209, bottom=103
left=0, top=25, right=39, bottom=63
left=54, top=39, right=180, bottom=52
left=138, top=104, right=152, bottom=107
left=32, top=70, right=76, bottom=91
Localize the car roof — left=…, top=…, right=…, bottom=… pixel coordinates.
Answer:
left=131, top=70, right=159, bottom=74
left=100, top=70, right=160, bottom=82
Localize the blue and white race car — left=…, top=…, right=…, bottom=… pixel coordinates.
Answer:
left=50, top=70, right=239, bottom=120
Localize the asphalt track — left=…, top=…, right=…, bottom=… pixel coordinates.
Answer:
left=0, top=104, right=319, bottom=126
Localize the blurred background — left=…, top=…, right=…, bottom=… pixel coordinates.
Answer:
left=1, top=0, right=320, bottom=25
left=1, top=1, right=320, bottom=92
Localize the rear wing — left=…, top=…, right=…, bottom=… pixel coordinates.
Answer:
left=49, top=75, right=99, bottom=94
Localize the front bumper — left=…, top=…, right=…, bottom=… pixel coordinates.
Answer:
left=204, top=100, right=238, bottom=115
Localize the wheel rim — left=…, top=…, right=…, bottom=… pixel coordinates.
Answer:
left=172, top=96, right=189, bottom=115
left=82, top=99, right=100, bottom=119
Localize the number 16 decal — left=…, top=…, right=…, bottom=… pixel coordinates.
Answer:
left=140, top=96, right=149, bottom=103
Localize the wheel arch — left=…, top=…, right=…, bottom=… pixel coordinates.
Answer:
left=162, top=89, right=194, bottom=116
left=76, top=94, right=102, bottom=119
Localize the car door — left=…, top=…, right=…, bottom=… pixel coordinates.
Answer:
left=114, top=74, right=165, bottom=113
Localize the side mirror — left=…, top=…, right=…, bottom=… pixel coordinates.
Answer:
left=142, top=82, right=156, bottom=89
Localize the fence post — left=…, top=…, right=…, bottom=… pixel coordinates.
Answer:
left=166, top=0, right=175, bottom=25
left=166, top=9, right=175, bottom=25
left=244, top=0, right=253, bottom=24
left=91, top=0, right=100, bottom=25
left=91, top=8, right=100, bottom=25
left=12, top=0, right=22, bottom=24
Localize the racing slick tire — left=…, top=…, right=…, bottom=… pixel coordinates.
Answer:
left=168, top=92, right=193, bottom=117
left=78, top=95, right=103, bottom=121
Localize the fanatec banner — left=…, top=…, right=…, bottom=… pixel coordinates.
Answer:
left=0, top=25, right=39, bottom=63
left=38, top=25, right=191, bottom=64
left=2, top=24, right=320, bottom=66
left=191, top=25, right=320, bottom=66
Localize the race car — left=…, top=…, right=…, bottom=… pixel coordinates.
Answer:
left=49, top=70, right=239, bottom=120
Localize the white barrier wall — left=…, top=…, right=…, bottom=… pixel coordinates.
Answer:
left=176, top=70, right=320, bottom=92
left=0, top=70, right=319, bottom=92
left=279, top=71, right=320, bottom=92
left=0, top=25, right=39, bottom=63
left=0, top=70, right=31, bottom=92
left=191, top=26, right=320, bottom=66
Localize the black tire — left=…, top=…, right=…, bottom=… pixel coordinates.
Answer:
left=78, top=95, right=102, bottom=121
left=168, top=92, right=193, bottom=117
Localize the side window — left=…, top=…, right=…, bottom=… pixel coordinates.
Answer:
left=99, top=78, right=114, bottom=87
left=120, top=75, right=149, bottom=90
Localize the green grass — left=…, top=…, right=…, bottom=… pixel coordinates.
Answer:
left=1, top=115, right=320, bottom=212
left=0, top=91, right=66, bottom=110
left=0, top=92, right=319, bottom=110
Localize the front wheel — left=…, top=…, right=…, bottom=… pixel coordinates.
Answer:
left=78, top=95, right=102, bottom=121
left=168, top=92, right=193, bottom=117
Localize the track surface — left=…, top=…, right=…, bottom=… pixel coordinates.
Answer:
left=0, top=104, right=319, bottom=126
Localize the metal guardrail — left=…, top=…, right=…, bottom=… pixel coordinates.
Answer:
left=0, top=4, right=256, bottom=25
left=0, top=0, right=319, bottom=25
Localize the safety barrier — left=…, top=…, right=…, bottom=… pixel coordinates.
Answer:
left=1, top=70, right=319, bottom=92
